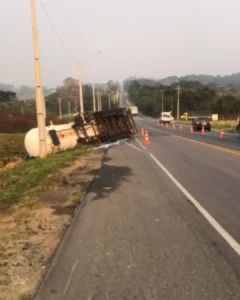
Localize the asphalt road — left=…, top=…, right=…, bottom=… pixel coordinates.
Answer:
left=140, top=116, right=240, bottom=152
left=35, top=116, right=240, bottom=300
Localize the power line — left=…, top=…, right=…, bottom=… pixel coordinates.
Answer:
left=39, top=0, right=76, bottom=61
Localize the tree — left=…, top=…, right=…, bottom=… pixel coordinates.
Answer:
left=0, top=90, right=17, bottom=103
left=125, top=78, right=240, bottom=119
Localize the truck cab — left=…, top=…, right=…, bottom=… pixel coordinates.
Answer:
left=180, top=112, right=189, bottom=121
left=131, top=106, right=138, bottom=116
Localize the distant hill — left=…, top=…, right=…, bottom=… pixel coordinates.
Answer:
left=0, top=84, right=54, bottom=95
left=0, top=84, right=56, bottom=101
left=159, top=73, right=240, bottom=87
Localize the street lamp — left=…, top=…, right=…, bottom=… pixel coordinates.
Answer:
left=78, top=51, right=103, bottom=115
left=177, top=85, right=180, bottom=121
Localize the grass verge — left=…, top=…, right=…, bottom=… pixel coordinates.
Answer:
left=0, top=147, right=90, bottom=208
left=0, top=148, right=104, bottom=300
left=176, top=120, right=237, bottom=133
left=0, top=133, right=25, bottom=164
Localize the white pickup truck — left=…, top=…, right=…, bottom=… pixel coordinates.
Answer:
left=159, top=112, right=174, bottom=124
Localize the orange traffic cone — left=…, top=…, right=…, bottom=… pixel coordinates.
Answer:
left=179, top=125, right=182, bottom=131
left=141, top=128, right=145, bottom=137
left=166, top=123, right=169, bottom=129
left=201, top=127, right=205, bottom=136
left=220, top=129, right=224, bottom=140
left=173, top=123, right=176, bottom=130
left=144, top=130, right=150, bottom=145
left=190, top=126, right=193, bottom=134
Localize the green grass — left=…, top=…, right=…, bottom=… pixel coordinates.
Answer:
left=61, top=114, right=75, bottom=123
left=211, top=121, right=236, bottom=133
left=0, top=147, right=90, bottom=208
left=0, top=133, right=25, bottom=162
left=176, top=120, right=237, bottom=133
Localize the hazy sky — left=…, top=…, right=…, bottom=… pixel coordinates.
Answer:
left=1, top=0, right=240, bottom=87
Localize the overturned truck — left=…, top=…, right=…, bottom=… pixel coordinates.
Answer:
left=24, top=108, right=138, bottom=157
left=73, top=108, right=138, bottom=144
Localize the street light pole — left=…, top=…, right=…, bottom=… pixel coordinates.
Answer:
left=93, top=83, right=96, bottom=112
left=97, top=92, right=100, bottom=111
left=177, top=85, right=180, bottom=121
left=108, top=92, right=111, bottom=109
left=68, top=101, right=71, bottom=115
left=77, top=61, right=84, bottom=115
left=99, top=92, right=102, bottom=110
left=160, top=90, right=165, bottom=113
left=78, top=51, right=102, bottom=115
left=30, top=0, right=47, bottom=158
left=58, top=98, right=62, bottom=119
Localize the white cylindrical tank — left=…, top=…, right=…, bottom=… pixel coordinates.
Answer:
left=24, top=123, right=78, bottom=157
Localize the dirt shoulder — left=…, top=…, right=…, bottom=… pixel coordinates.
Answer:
left=0, top=149, right=104, bottom=300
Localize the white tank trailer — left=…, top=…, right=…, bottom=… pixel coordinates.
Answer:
left=24, top=123, right=79, bottom=157
left=25, top=108, right=138, bottom=157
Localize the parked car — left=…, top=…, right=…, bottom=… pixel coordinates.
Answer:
left=192, top=117, right=212, bottom=131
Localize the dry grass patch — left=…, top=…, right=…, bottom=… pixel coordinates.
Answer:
left=0, top=149, right=104, bottom=300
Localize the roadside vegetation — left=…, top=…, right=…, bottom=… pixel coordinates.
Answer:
left=211, top=120, right=236, bottom=132
left=0, top=133, right=25, bottom=164
left=0, top=144, right=104, bottom=300
left=176, top=120, right=237, bottom=133
left=0, top=130, right=105, bottom=299
left=124, top=78, right=240, bottom=120
left=0, top=147, right=91, bottom=208
left=0, top=78, right=120, bottom=134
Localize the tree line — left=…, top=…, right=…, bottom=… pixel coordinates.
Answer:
left=124, top=79, right=240, bottom=119
left=0, top=78, right=120, bottom=117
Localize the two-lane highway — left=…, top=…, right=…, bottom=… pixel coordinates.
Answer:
left=137, top=116, right=240, bottom=271
left=140, top=116, right=240, bottom=152
left=35, top=115, right=240, bottom=300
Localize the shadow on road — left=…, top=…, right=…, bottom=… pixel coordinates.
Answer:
left=91, top=154, right=132, bottom=201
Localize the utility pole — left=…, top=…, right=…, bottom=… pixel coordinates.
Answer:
left=177, top=85, right=180, bottom=121
left=160, top=90, right=165, bottom=113
left=75, top=99, right=77, bottom=113
left=58, top=98, right=62, bottom=119
left=93, top=83, right=96, bottom=112
left=77, top=61, right=84, bottom=115
left=99, top=92, right=102, bottom=110
left=21, top=103, right=24, bottom=116
left=108, top=93, right=111, bottom=109
left=31, top=0, right=47, bottom=158
left=68, top=101, right=71, bottom=115
left=42, top=90, right=46, bottom=119
left=97, top=93, right=99, bottom=111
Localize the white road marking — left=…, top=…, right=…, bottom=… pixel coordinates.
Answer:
left=135, top=138, right=147, bottom=150
left=124, top=141, right=142, bottom=152
left=149, top=152, right=240, bottom=257
left=64, top=259, right=79, bottom=295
